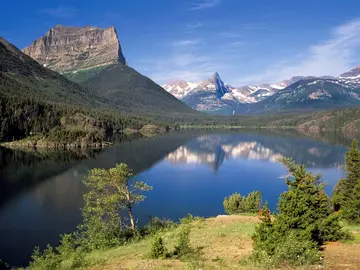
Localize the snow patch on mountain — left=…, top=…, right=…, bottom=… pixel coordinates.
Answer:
left=308, top=90, right=332, bottom=99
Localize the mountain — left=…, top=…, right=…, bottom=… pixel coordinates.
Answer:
left=256, top=78, right=360, bottom=113
left=163, top=70, right=360, bottom=114
left=22, top=25, right=195, bottom=116
left=22, top=25, right=126, bottom=73
left=180, top=72, right=243, bottom=114
left=0, top=36, right=101, bottom=106
left=163, top=74, right=307, bottom=114
left=0, top=36, right=188, bottom=145
left=0, top=36, right=128, bottom=143
left=338, top=67, right=360, bottom=86
left=162, top=80, right=200, bottom=99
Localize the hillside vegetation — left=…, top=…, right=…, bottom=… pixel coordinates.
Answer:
left=66, top=64, right=196, bottom=116
left=80, top=216, right=360, bottom=270
left=0, top=37, right=185, bottom=146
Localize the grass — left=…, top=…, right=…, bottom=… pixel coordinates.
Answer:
left=341, top=221, right=360, bottom=243
left=77, top=215, right=257, bottom=269
left=28, top=215, right=360, bottom=269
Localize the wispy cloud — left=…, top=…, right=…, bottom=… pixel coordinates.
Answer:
left=40, top=6, right=78, bottom=18
left=189, top=0, right=221, bottom=11
left=172, top=39, right=202, bottom=47
left=237, top=19, right=360, bottom=85
left=137, top=19, right=360, bottom=86
left=136, top=35, right=241, bottom=83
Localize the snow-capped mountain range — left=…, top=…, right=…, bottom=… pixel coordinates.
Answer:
left=162, top=67, right=360, bottom=114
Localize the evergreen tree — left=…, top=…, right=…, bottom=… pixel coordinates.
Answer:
left=342, top=181, right=360, bottom=224
left=332, top=140, right=360, bottom=223
left=150, top=235, right=166, bottom=259
left=250, top=158, right=345, bottom=266
left=223, top=191, right=262, bottom=214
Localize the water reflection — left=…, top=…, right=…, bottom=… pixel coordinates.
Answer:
left=166, top=134, right=345, bottom=171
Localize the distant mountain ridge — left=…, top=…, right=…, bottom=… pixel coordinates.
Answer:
left=163, top=70, right=360, bottom=114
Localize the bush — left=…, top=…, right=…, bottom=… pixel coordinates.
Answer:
left=342, top=181, right=360, bottom=224
left=332, top=140, right=360, bottom=224
left=249, top=158, right=346, bottom=267
left=274, top=231, right=321, bottom=265
left=249, top=231, right=321, bottom=267
left=144, top=216, right=175, bottom=235
left=244, top=191, right=262, bottom=213
left=180, top=214, right=204, bottom=224
left=150, top=235, right=167, bottom=259
left=173, top=225, right=193, bottom=257
left=30, top=245, right=60, bottom=270
left=223, top=191, right=262, bottom=214
left=30, top=234, right=87, bottom=270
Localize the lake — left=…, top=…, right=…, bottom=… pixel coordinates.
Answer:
left=0, top=130, right=352, bottom=266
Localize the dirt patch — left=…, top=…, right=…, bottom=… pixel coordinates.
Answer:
left=323, top=242, right=360, bottom=269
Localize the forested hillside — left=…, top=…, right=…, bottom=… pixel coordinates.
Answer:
left=0, top=37, right=167, bottom=145
left=66, top=63, right=196, bottom=115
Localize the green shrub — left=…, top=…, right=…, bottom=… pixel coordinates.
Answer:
left=342, top=181, right=360, bottom=224
left=244, top=191, right=262, bottom=213
left=273, top=231, right=321, bottom=266
left=223, top=191, right=262, bottom=214
left=173, top=225, right=193, bottom=257
left=30, top=245, right=60, bottom=270
left=249, top=158, right=346, bottom=267
left=332, top=140, right=360, bottom=224
left=249, top=231, right=321, bottom=267
left=223, top=193, right=245, bottom=214
left=144, top=216, right=176, bottom=235
left=180, top=214, right=204, bottom=224
left=150, top=235, right=167, bottom=259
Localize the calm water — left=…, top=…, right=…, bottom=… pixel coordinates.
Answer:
left=0, top=130, right=352, bottom=266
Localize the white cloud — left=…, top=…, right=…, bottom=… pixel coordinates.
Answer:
left=173, top=53, right=209, bottom=67
left=172, top=39, right=201, bottom=47
left=137, top=19, right=360, bottom=86
left=189, top=0, right=221, bottom=11
left=237, top=19, right=360, bottom=85
left=40, top=6, right=78, bottom=18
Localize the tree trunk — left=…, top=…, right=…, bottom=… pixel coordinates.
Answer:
left=128, top=205, right=135, bottom=232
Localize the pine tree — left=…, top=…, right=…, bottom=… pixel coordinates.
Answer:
left=150, top=235, right=166, bottom=259
left=275, top=158, right=332, bottom=245
left=332, top=140, right=360, bottom=223
left=250, top=158, right=345, bottom=266
left=342, top=181, right=360, bottom=224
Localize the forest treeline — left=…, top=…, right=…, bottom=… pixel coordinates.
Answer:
left=3, top=89, right=360, bottom=145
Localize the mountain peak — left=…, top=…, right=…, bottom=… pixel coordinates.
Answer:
left=22, top=25, right=126, bottom=73
left=210, top=72, right=221, bottom=82
left=339, top=67, right=360, bottom=78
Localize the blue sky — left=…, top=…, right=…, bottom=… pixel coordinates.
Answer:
left=2, top=0, right=360, bottom=86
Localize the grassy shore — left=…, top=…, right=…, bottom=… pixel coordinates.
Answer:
left=61, top=215, right=360, bottom=270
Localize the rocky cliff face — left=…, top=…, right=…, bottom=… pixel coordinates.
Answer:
left=22, top=25, right=126, bottom=73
